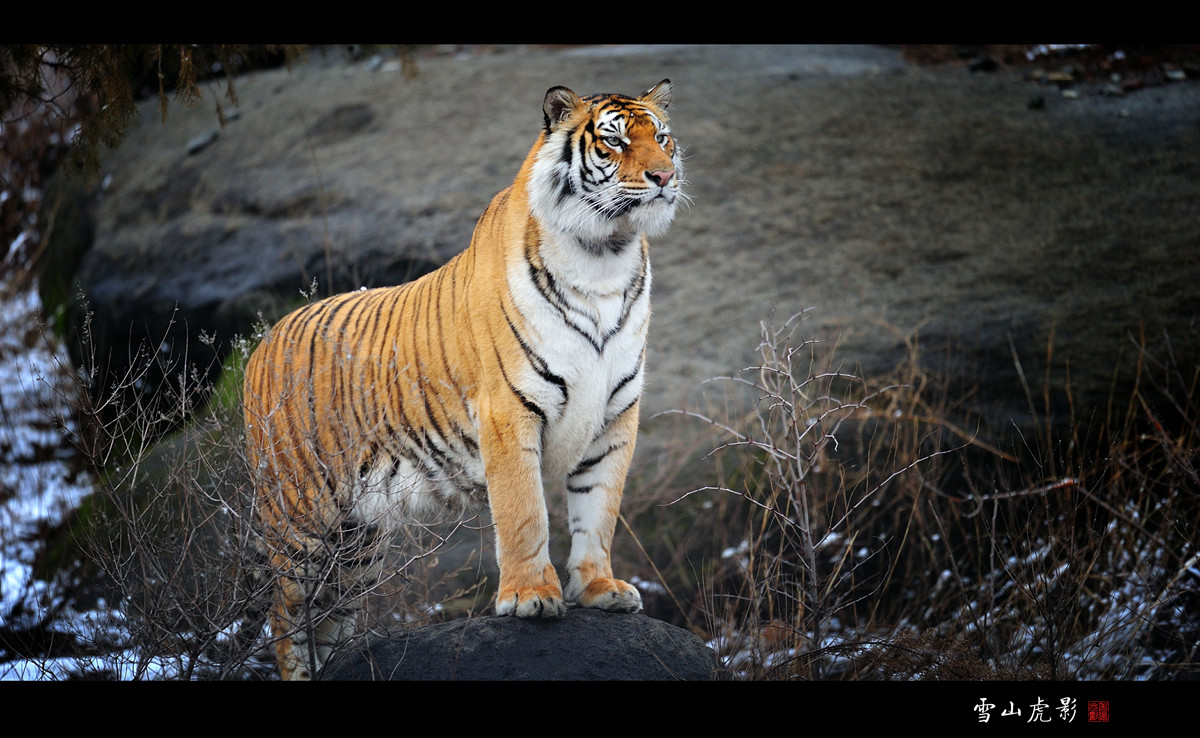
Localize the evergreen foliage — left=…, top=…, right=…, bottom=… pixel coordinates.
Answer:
left=0, top=45, right=305, bottom=178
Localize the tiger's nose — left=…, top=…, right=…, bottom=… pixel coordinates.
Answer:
left=647, top=169, right=675, bottom=187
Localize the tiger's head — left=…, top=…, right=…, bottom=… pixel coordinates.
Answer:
left=528, top=79, right=683, bottom=250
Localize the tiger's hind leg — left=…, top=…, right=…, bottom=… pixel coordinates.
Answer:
left=262, top=516, right=384, bottom=680
left=268, top=556, right=318, bottom=682
left=266, top=551, right=350, bottom=680
left=563, top=406, right=643, bottom=613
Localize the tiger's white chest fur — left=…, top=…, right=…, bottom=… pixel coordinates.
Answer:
left=508, top=230, right=651, bottom=488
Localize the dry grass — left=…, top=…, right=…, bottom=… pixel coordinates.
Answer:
left=6, top=283, right=1195, bottom=681
left=624, top=310, right=1199, bottom=681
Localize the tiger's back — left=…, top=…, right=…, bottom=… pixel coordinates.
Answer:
left=243, top=80, right=682, bottom=680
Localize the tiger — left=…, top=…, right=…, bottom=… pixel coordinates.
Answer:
left=242, top=79, right=683, bottom=680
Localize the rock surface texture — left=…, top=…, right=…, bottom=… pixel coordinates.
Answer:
left=322, top=609, right=722, bottom=681
left=66, top=45, right=1200, bottom=455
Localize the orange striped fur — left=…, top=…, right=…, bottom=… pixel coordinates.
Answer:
left=243, top=80, right=682, bottom=680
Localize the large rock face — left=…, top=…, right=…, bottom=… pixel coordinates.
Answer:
left=62, top=43, right=1200, bottom=461
left=322, top=609, right=722, bottom=681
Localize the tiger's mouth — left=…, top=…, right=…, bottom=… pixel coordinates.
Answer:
left=650, top=187, right=678, bottom=205
left=601, top=195, right=672, bottom=223
left=613, top=183, right=678, bottom=214
left=638, top=185, right=680, bottom=215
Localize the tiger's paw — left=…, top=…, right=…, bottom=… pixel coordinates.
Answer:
left=567, top=576, right=643, bottom=613
left=496, top=584, right=568, bottom=619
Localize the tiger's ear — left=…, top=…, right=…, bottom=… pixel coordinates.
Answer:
left=543, top=86, right=581, bottom=132
left=639, top=79, right=672, bottom=110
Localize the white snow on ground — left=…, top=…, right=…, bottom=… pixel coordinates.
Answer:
left=0, top=283, right=90, bottom=609
left=0, top=278, right=220, bottom=680
left=0, top=279, right=97, bottom=679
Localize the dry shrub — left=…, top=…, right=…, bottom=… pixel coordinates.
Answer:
left=667, top=310, right=1200, bottom=680
left=54, top=302, right=486, bottom=679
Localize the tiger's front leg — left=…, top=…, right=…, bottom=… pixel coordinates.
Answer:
left=480, top=396, right=568, bottom=618
left=563, top=404, right=644, bottom=613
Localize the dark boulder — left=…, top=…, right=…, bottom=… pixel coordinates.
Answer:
left=322, top=609, right=722, bottom=681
